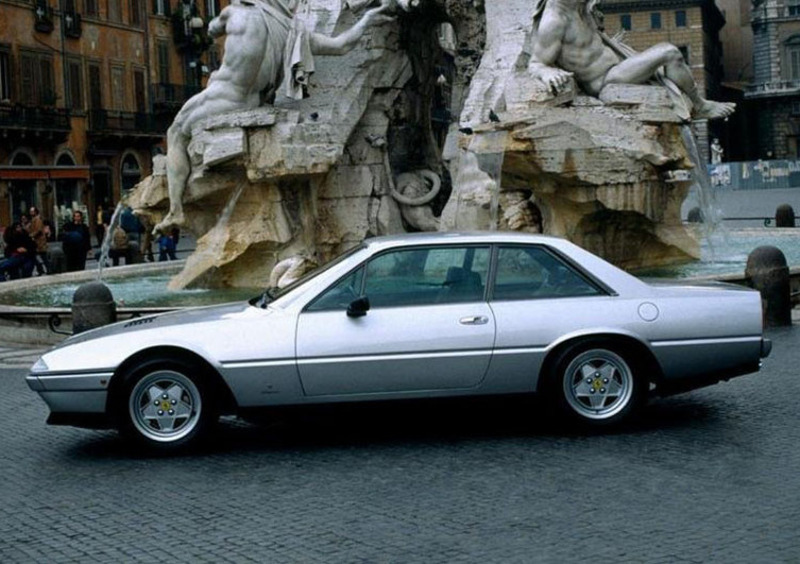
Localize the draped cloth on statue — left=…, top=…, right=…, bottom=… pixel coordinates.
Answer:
left=250, top=0, right=313, bottom=101
left=285, top=19, right=315, bottom=100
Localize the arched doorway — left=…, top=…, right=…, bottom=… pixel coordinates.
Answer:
left=121, top=153, right=142, bottom=193
left=54, top=153, right=81, bottom=227
left=9, top=152, right=36, bottom=222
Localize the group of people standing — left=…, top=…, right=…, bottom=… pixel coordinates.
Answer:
left=0, top=205, right=182, bottom=281
left=0, top=206, right=50, bottom=280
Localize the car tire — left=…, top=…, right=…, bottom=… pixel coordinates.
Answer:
left=120, top=359, right=216, bottom=451
left=549, top=343, right=645, bottom=427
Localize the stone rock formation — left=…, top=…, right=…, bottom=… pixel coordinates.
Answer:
left=130, top=0, right=701, bottom=289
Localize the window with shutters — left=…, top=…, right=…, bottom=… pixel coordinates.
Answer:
left=0, top=47, right=11, bottom=102
left=18, top=50, right=55, bottom=106
left=110, top=65, right=125, bottom=110
left=133, top=69, right=146, bottom=113
left=157, top=40, right=170, bottom=84
left=206, top=0, right=219, bottom=18
left=88, top=63, right=102, bottom=109
left=108, top=0, right=121, bottom=22
left=67, top=59, right=83, bottom=110
left=130, top=0, right=142, bottom=26
left=153, top=0, right=170, bottom=16
left=650, top=12, right=661, bottom=29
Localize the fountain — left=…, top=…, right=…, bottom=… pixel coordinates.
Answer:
left=4, top=0, right=796, bottom=345
left=123, top=0, right=728, bottom=290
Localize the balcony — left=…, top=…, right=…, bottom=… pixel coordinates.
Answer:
left=745, top=80, right=800, bottom=99
left=88, top=110, right=170, bottom=138
left=152, top=83, right=202, bottom=109
left=752, top=4, right=800, bottom=23
left=34, top=1, right=55, bottom=33
left=0, top=105, right=71, bottom=143
left=63, top=11, right=82, bottom=39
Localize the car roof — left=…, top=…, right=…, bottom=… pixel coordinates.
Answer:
left=362, top=231, right=566, bottom=251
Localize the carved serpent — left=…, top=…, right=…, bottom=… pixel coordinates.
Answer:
left=391, top=169, right=441, bottom=206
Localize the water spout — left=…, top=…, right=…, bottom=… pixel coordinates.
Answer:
left=96, top=201, right=125, bottom=282
left=680, top=125, right=727, bottom=258
left=451, top=130, right=509, bottom=230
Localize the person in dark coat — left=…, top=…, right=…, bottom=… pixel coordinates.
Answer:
left=0, top=221, right=36, bottom=280
left=60, top=210, right=92, bottom=272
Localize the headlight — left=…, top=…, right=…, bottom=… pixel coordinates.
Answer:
left=31, top=357, right=49, bottom=373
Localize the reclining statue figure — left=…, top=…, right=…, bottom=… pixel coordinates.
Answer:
left=527, top=0, right=735, bottom=120
left=154, top=0, right=395, bottom=233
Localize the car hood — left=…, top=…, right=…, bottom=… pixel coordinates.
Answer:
left=56, top=301, right=256, bottom=349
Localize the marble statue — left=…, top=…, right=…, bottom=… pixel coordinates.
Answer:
left=154, top=0, right=395, bottom=234
left=528, top=0, right=736, bottom=120
left=711, top=138, right=723, bottom=164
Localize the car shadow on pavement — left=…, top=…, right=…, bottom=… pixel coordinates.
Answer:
left=66, top=393, right=720, bottom=460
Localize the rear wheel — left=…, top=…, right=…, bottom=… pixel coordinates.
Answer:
left=121, top=360, right=215, bottom=451
left=551, top=344, right=644, bottom=426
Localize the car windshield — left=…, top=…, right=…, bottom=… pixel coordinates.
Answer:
left=250, top=243, right=366, bottom=308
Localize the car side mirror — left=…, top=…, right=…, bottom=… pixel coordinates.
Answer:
left=347, top=296, right=370, bottom=318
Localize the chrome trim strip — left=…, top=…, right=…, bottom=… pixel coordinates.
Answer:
left=35, top=372, right=114, bottom=380
left=492, top=346, right=548, bottom=356
left=297, top=349, right=493, bottom=366
left=651, top=336, right=761, bottom=348
left=222, top=359, right=296, bottom=369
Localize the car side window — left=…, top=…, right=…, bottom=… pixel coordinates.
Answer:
left=306, top=267, right=365, bottom=312
left=493, top=246, right=601, bottom=300
left=364, top=246, right=490, bottom=308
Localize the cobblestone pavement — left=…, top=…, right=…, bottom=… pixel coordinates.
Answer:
left=1, top=327, right=799, bottom=563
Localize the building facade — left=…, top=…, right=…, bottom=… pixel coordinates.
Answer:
left=601, top=0, right=728, bottom=161
left=746, top=0, right=800, bottom=159
left=0, top=0, right=221, bottom=233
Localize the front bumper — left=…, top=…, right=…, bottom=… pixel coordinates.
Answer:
left=26, top=371, right=112, bottom=416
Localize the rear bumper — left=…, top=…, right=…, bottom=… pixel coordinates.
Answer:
left=761, top=338, right=772, bottom=358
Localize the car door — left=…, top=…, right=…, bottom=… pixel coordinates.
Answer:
left=487, top=244, right=616, bottom=391
left=295, top=245, right=495, bottom=396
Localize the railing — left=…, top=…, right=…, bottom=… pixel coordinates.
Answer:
left=63, top=11, right=82, bottom=38
left=752, top=4, right=800, bottom=22
left=88, top=110, right=170, bottom=136
left=0, top=105, right=71, bottom=132
left=152, top=83, right=202, bottom=108
left=746, top=80, right=800, bottom=98
left=0, top=307, right=179, bottom=338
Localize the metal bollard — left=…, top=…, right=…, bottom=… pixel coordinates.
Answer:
left=745, top=246, right=791, bottom=327
left=72, top=281, right=117, bottom=334
left=775, top=204, right=796, bottom=228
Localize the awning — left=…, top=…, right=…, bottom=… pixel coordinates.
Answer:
left=0, top=166, right=91, bottom=181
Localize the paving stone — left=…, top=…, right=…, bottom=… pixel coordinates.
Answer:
left=0, top=327, right=799, bottom=562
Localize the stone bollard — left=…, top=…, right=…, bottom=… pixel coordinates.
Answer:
left=775, top=204, right=795, bottom=228
left=746, top=246, right=791, bottom=327
left=47, top=243, right=65, bottom=275
left=72, top=281, right=117, bottom=334
left=687, top=207, right=704, bottom=223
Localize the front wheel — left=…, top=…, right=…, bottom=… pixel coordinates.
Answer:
left=552, top=346, right=644, bottom=426
left=121, top=362, right=215, bottom=451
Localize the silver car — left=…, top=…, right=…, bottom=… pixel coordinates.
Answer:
left=27, top=232, right=771, bottom=450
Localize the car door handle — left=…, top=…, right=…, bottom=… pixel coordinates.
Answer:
left=459, top=316, right=489, bottom=325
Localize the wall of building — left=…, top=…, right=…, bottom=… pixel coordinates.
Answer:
left=0, top=0, right=223, bottom=234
